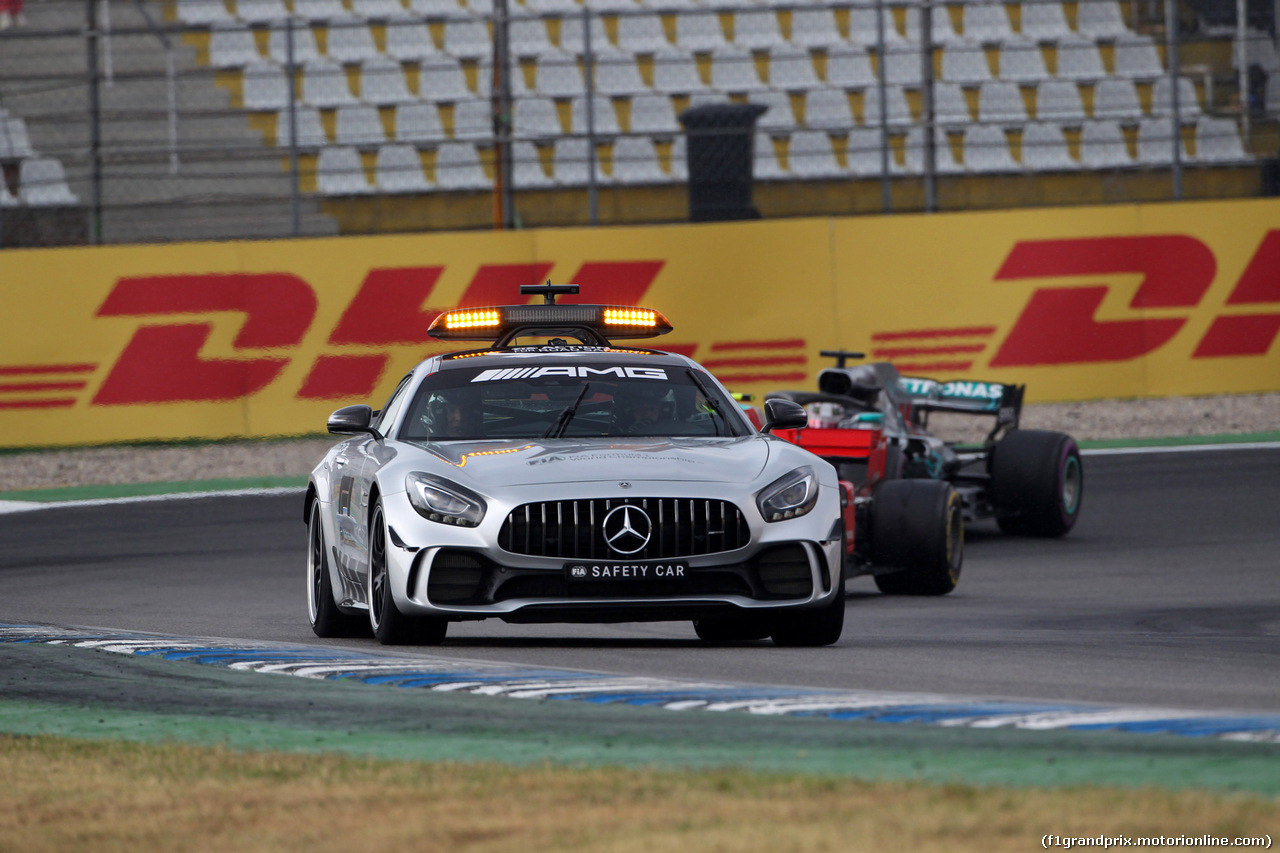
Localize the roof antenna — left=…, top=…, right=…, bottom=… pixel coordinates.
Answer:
left=520, top=282, right=579, bottom=305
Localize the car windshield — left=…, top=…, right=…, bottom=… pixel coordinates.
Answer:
left=398, top=360, right=751, bottom=441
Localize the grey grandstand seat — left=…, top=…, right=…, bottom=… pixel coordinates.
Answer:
left=510, top=16, right=555, bottom=58
left=434, top=141, right=492, bottom=188
left=591, top=0, right=641, bottom=9
left=237, top=0, right=290, bottom=24
left=0, top=115, right=34, bottom=159
left=902, top=125, right=963, bottom=174
left=302, top=58, right=359, bottom=106
left=788, top=129, right=846, bottom=178
left=963, top=3, right=1014, bottom=43
left=360, top=56, right=416, bottom=104
left=552, top=136, right=598, bottom=185
left=1079, top=119, right=1132, bottom=168
left=0, top=180, right=17, bottom=208
left=242, top=61, right=291, bottom=110
left=733, top=8, right=785, bottom=50
left=395, top=101, right=446, bottom=142
left=1019, top=0, right=1072, bottom=41
left=408, top=0, right=457, bottom=13
left=593, top=50, right=648, bottom=96
left=825, top=45, right=876, bottom=90
left=998, top=38, right=1050, bottom=83
left=209, top=23, right=260, bottom=67
left=514, top=96, right=563, bottom=139
left=753, top=132, right=786, bottom=180
left=176, top=0, right=234, bottom=25
left=570, top=95, right=621, bottom=135
left=848, top=4, right=903, bottom=47
left=940, top=41, right=992, bottom=84
left=629, top=93, right=680, bottom=135
left=294, top=0, right=347, bottom=20
left=1075, top=0, right=1131, bottom=39
left=1151, top=76, right=1201, bottom=118
left=616, top=13, right=669, bottom=53
left=419, top=56, right=472, bottom=101
left=804, top=87, right=855, bottom=131
left=335, top=103, right=388, bottom=146
left=19, top=158, right=78, bottom=205
left=461, top=0, right=492, bottom=14
left=963, top=124, right=1019, bottom=171
left=558, top=13, right=612, bottom=57
left=933, top=81, right=974, bottom=127
left=977, top=79, right=1027, bottom=124
left=863, top=85, right=913, bottom=127
left=267, top=21, right=321, bottom=64
left=1092, top=77, right=1142, bottom=120
left=351, top=0, right=405, bottom=18
left=790, top=6, right=844, bottom=50
left=326, top=17, right=381, bottom=62
left=882, top=45, right=924, bottom=87
left=748, top=89, right=796, bottom=132
left=317, top=146, right=375, bottom=194
left=451, top=99, right=493, bottom=141
left=611, top=136, right=668, bottom=183
left=1054, top=35, right=1107, bottom=81
left=1113, top=33, right=1163, bottom=79
left=277, top=105, right=328, bottom=147
left=651, top=48, right=706, bottom=94
left=1194, top=116, right=1249, bottom=162
left=905, top=4, right=962, bottom=45
left=384, top=14, right=438, bottom=61
left=1021, top=121, right=1078, bottom=170
left=1035, top=78, right=1086, bottom=122
left=523, top=0, right=579, bottom=12
left=709, top=46, right=766, bottom=93
left=376, top=143, right=433, bottom=191
left=475, top=57, right=532, bottom=98
left=443, top=18, right=491, bottom=61
left=847, top=127, right=888, bottom=176
left=511, top=140, right=554, bottom=189
left=686, top=91, right=729, bottom=111
left=668, top=135, right=688, bottom=181
left=534, top=52, right=586, bottom=98
left=675, top=10, right=729, bottom=51
left=1136, top=117, right=1182, bottom=164
left=768, top=45, right=821, bottom=92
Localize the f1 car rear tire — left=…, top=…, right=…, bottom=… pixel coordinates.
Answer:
left=693, top=615, right=772, bottom=643
left=770, top=567, right=846, bottom=647
left=991, top=430, right=1083, bottom=538
left=308, top=501, right=370, bottom=639
left=369, top=501, right=448, bottom=646
left=870, top=479, right=963, bottom=596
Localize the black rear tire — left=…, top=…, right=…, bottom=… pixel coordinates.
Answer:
left=369, top=501, right=448, bottom=645
left=991, top=429, right=1083, bottom=538
left=308, top=501, right=370, bottom=638
left=870, top=479, right=963, bottom=596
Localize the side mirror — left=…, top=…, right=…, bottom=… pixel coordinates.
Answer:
left=327, top=404, right=381, bottom=437
left=761, top=398, right=808, bottom=434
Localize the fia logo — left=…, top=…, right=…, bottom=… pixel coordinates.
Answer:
left=570, top=566, right=588, bottom=578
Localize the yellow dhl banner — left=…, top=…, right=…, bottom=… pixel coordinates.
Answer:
left=1, top=197, right=1277, bottom=448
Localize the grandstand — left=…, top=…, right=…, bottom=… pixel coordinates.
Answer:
left=0, top=0, right=1274, bottom=244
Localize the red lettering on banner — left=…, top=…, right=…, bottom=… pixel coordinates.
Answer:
left=456, top=263, right=555, bottom=307
left=93, top=274, right=317, bottom=405
left=559, top=261, right=665, bottom=305
left=990, top=236, right=1217, bottom=367
left=298, top=354, right=390, bottom=400
left=328, top=267, right=445, bottom=346
left=1194, top=230, right=1280, bottom=357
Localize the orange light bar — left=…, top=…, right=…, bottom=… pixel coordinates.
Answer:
left=603, top=308, right=657, bottom=327
left=444, top=309, right=501, bottom=330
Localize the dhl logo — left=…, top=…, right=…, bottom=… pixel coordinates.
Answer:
left=1, top=233, right=1276, bottom=413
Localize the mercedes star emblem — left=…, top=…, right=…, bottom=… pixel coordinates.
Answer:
left=602, top=504, right=652, bottom=555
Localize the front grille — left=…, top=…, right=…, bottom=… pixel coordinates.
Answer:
left=499, top=497, right=750, bottom=559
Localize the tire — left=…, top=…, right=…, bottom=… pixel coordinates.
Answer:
left=369, top=500, right=448, bottom=645
left=693, top=615, right=772, bottom=643
left=770, top=564, right=846, bottom=647
left=870, top=479, right=963, bottom=596
left=990, top=430, right=1083, bottom=538
left=307, top=501, right=369, bottom=639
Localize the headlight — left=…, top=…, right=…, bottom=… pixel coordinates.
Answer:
left=405, top=473, right=487, bottom=527
left=756, top=466, right=819, bottom=522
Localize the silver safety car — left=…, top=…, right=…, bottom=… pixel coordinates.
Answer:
left=305, top=284, right=846, bottom=647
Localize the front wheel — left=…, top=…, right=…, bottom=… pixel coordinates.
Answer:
left=693, top=615, right=772, bottom=643
left=770, top=569, right=846, bottom=647
left=369, top=500, right=448, bottom=645
left=870, top=479, right=963, bottom=596
left=990, top=430, right=1083, bottom=538
left=308, top=501, right=369, bottom=638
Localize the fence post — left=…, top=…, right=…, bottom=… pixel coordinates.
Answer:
left=87, top=0, right=103, bottom=244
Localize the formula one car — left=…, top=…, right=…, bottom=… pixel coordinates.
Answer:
left=305, top=285, right=848, bottom=647
left=766, top=350, right=1083, bottom=596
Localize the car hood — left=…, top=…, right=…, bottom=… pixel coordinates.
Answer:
left=405, top=436, right=772, bottom=488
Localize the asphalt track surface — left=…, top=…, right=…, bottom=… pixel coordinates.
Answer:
left=1, top=447, right=1278, bottom=715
